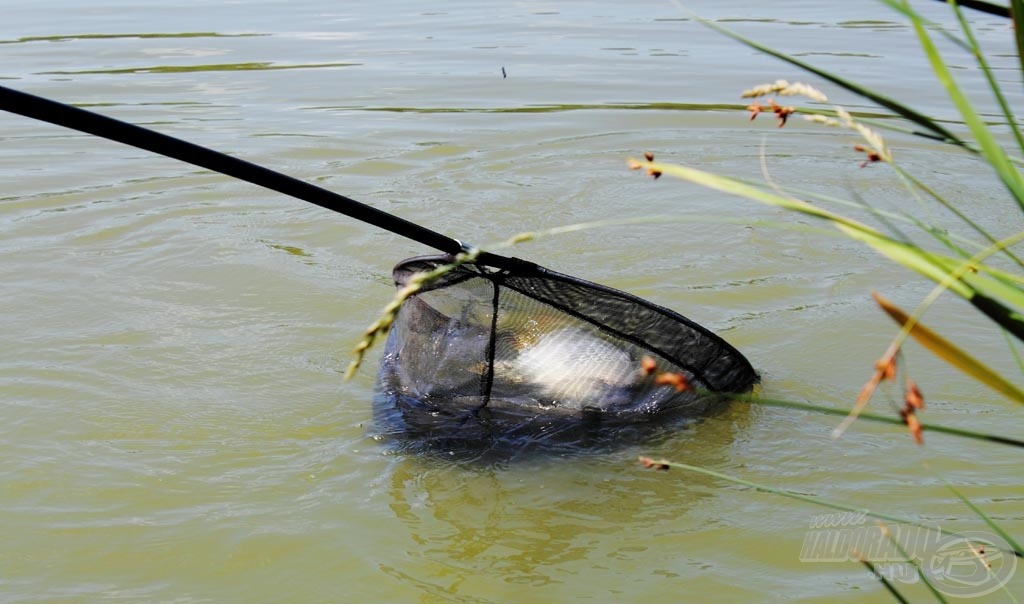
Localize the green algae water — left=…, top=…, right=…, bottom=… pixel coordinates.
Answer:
left=2, top=1, right=1022, bottom=601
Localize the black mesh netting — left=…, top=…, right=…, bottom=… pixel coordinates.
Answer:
left=374, top=255, right=758, bottom=447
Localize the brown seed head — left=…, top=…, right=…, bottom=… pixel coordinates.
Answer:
left=747, top=101, right=763, bottom=120
left=774, top=106, right=795, bottom=127
left=639, top=456, right=671, bottom=471
left=654, top=371, right=689, bottom=393
left=901, top=409, right=923, bottom=445
left=904, top=378, right=924, bottom=410
left=875, top=356, right=897, bottom=382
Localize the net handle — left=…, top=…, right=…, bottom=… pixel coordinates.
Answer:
left=0, top=85, right=523, bottom=269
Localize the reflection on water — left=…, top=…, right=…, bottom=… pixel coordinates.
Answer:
left=0, top=32, right=268, bottom=44
left=373, top=390, right=741, bottom=464
left=39, top=61, right=361, bottom=75
left=380, top=407, right=748, bottom=597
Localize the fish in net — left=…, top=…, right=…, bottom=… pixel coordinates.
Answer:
left=375, top=255, right=759, bottom=442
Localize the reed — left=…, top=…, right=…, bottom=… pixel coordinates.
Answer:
left=639, top=0, right=1024, bottom=432
left=637, top=1, right=1024, bottom=599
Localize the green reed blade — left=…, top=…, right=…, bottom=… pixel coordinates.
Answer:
left=1013, top=0, right=1024, bottom=76
left=881, top=529, right=951, bottom=603
left=944, top=481, right=1024, bottom=569
left=726, top=393, right=1024, bottom=448
left=647, top=159, right=1024, bottom=340
left=893, top=165, right=1024, bottom=270
left=860, top=559, right=913, bottom=603
left=693, top=15, right=968, bottom=150
left=948, top=0, right=1024, bottom=155
left=637, top=457, right=1023, bottom=558
left=643, top=160, right=975, bottom=295
left=875, top=293, right=1024, bottom=404
left=894, top=0, right=1024, bottom=211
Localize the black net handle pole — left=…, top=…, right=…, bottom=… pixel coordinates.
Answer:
left=0, top=85, right=524, bottom=269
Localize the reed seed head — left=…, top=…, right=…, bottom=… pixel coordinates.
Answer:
left=741, top=79, right=827, bottom=102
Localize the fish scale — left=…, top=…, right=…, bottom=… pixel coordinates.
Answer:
left=509, top=327, right=638, bottom=409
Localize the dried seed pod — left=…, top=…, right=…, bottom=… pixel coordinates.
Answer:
left=654, top=371, right=689, bottom=393
left=639, top=456, right=671, bottom=471
left=904, top=378, right=924, bottom=410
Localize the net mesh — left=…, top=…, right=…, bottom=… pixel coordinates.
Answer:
left=375, top=255, right=758, bottom=440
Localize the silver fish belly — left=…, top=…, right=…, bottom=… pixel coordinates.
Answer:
left=510, top=327, right=637, bottom=409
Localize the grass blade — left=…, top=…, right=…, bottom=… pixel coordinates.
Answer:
left=896, top=0, right=1024, bottom=210
left=639, top=457, right=935, bottom=533
left=880, top=527, right=952, bottom=603
left=944, top=481, right=1024, bottom=563
left=929, top=254, right=1024, bottom=310
left=1004, top=330, right=1024, bottom=377
left=726, top=393, right=1024, bottom=448
left=641, top=159, right=1024, bottom=340
left=860, top=559, right=912, bottom=603
left=873, top=292, right=1024, bottom=403
left=692, top=15, right=968, bottom=149
left=637, top=457, right=1023, bottom=558
left=948, top=0, right=1024, bottom=156
left=892, top=165, right=1024, bottom=269
left=640, top=160, right=974, bottom=294
left=1013, top=0, right=1024, bottom=76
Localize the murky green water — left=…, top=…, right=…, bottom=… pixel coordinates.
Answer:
left=3, top=2, right=1022, bottom=601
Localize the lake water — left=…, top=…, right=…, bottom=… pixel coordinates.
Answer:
left=2, top=1, right=1022, bottom=601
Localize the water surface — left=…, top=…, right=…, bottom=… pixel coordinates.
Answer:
left=2, top=1, right=1023, bottom=601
